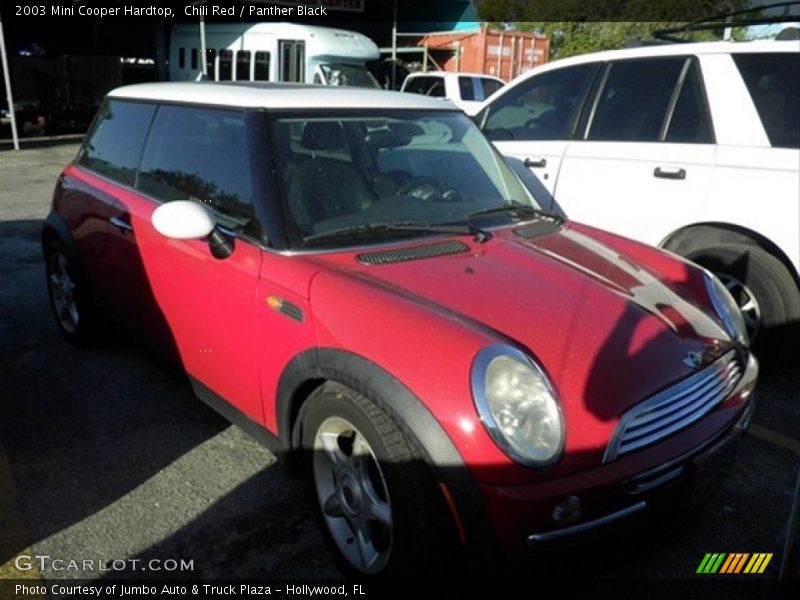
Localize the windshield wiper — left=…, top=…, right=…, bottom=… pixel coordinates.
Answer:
left=468, top=203, right=563, bottom=223
left=303, top=221, right=490, bottom=246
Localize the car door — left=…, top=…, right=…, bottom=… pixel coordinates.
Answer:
left=72, top=99, right=158, bottom=326
left=107, top=104, right=265, bottom=422
left=556, top=57, right=717, bottom=245
left=479, top=62, right=601, bottom=196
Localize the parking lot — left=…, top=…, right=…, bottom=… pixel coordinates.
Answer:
left=0, top=141, right=798, bottom=590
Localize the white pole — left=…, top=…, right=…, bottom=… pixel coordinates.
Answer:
left=200, top=6, right=207, bottom=78
left=0, top=11, right=20, bottom=151
left=391, top=0, right=398, bottom=89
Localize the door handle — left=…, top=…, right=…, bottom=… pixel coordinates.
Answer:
left=524, top=157, right=547, bottom=168
left=109, top=216, right=133, bottom=233
left=654, top=166, right=686, bottom=180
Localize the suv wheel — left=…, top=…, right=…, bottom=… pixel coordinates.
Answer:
left=690, top=244, right=800, bottom=362
left=45, top=241, right=95, bottom=345
left=299, top=382, right=453, bottom=577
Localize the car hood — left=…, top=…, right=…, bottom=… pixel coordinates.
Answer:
left=311, top=221, right=732, bottom=462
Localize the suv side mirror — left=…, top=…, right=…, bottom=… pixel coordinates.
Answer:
left=151, top=201, right=234, bottom=259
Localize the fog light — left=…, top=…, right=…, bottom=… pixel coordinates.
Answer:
left=552, top=495, right=582, bottom=526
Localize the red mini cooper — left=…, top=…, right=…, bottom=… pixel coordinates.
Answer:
left=43, top=82, right=757, bottom=576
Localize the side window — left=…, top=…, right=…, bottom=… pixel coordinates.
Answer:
left=484, top=63, right=599, bottom=141
left=236, top=50, right=251, bottom=81
left=137, top=106, right=257, bottom=235
left=205, top=48, right=216, bottom=79
left=191, top=48, right=198, bottom=70
left=78, top=100, right=156, bottom=186
left=480, top=78, right=503, bottom=99
left=427, top=79, right=446, bottom=98
left=588, top=58, right=685, bottom=142
left=733, top=53, right=799, bottom=149
left=218, top=50, right=233, bottom=81
left=279, top=40, right=305, bottom=82
left=178, top=48, right=185, bottom=69
left=459, top=77, right=476, bottom=101
left=254, top=51, right=270, bottom=81
left=403, top=77, right=431, bottom=94
left=665, top=60, right=714, bottom=144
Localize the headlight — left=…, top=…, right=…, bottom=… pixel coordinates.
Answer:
left=704, top=270, right=749, bottom=347
left=471, top=346, right=564, bottom=467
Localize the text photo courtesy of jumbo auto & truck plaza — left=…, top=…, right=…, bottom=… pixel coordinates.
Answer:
left=1, top=1, right=799, bottom=599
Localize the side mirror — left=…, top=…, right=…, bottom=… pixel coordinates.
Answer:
left=152, top=201, right=215, bottom=240
left=151, top=201, right=234, bottom=259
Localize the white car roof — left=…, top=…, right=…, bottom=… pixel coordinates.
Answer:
left=108, top=82, right=461, bottom=111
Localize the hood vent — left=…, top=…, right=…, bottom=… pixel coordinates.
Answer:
left=356, top=240, right=469, bottom=265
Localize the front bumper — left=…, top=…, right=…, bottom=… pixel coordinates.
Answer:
left=467, top=353, right=758, bottom=558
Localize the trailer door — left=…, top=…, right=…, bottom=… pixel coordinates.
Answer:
left=279, top=40, right=305, bottom=82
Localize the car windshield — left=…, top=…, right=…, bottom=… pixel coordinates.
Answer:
left=271, top=110, right=541, bottom=249
left=318, top=63, right=381, bottom=89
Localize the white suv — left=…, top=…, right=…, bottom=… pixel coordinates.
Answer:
left=401, top=71, right=505, bottom=114
left=476, top=39, right=800, bottom=360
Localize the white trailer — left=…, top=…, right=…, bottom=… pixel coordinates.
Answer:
left=170, top=23, right=380, bottom=87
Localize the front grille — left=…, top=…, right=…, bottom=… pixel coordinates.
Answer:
left=604, top=351, right=742, bottom=462
left=355, top=240, right=469, bottom=265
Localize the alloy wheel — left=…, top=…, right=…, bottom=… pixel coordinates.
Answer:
left=312, top=416, right=392, bottom=574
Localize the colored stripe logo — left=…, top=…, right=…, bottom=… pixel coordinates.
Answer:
left=697, top=553, right=773, bottom=574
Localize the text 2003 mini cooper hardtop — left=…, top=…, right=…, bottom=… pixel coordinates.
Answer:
left=43, top=82, right=757, bottom=576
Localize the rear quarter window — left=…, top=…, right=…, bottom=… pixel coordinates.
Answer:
left=77, top=100, right=156, bottom=186
left=733, top=53, right=800, bottom=149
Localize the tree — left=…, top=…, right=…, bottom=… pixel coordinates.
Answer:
left=475, top=0, right=752, bottom=60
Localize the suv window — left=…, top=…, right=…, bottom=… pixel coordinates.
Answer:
left=665, top=60, right=714, bottom=144
left=588, top=58, right=685, bottom=142
left=483, top=63, right=599, bottom=141
left=733, top=53, right=799, bottom=149
left=78, top=100, right=156, bottom=186
left=137, top=106, right=257, bottom=234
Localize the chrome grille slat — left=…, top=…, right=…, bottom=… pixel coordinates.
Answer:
left=604, top=350, right=743, bottom=462
left=623, top=361, right=740, bottom=437
left=621, top=377, right=732, bottom=442
left=618, top=385, right=731, bottom=454
left=629, top=365, right=732, bottom=429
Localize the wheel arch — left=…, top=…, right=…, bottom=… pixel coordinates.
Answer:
left=660, top=222, right=800, bottom=288
left=42, top=211, right=81, bottom=263
left=275, top=347, right=471, bottom=483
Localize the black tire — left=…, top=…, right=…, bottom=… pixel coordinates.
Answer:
left=44, top=240, right=96, bottom=346
left=689, top=244, right=800, bottom=363
left=299, top=381, right=455, bottom=578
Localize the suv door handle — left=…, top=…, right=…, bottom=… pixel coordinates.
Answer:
left=109, top=216, right=133, bottom=233
left=654, top=166, right=686, bottom=180
left=524, top=157, right=547, bottom=168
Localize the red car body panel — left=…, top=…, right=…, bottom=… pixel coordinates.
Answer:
left=51, top=160, right=755, bottom=558
left=308, top=224, right=735, bottom=483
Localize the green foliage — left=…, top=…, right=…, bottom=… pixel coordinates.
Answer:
left=475, top=0, right=753, bottom=60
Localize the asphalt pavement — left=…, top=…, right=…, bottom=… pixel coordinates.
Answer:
left=0, top=142, right=797, bottom=593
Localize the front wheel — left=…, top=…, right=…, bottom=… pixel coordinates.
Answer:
left=300, top=382, right=454, bottom=577
left=690, top=244, right=800, bottom=363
